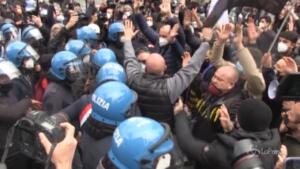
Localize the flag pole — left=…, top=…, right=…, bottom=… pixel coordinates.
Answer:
left=267, top=0, right=297, bottom=53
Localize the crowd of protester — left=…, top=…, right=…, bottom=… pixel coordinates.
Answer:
left=0, top=0, right=300, bottom=169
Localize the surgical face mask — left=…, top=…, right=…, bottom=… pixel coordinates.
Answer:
left=40, top=8, right=48, bottom=17
left=83, top=55, right=90, bottom=63
left=155, top=153, right=171, bottom=169
left=192, top=21, right=198, bottom=28
left=122, top=11, right=131, bottom=20
left=159, top=37, right=169, bottom=47
left=277, top=42, right=289, bottom=53
left=23, top=58, right=35, bottom=69
left=207, top=83, right=222, bottom=96
left=236, top=61, right=244, bottom=74
left=106, top=13, right=112, bottom=19
left=1, top=0, right=6, bottom=5
left=120, top=36, right=126, bottom=43
left=56, top=15, right=65, bottom=23
left=147, top=21, right=153, bottom=27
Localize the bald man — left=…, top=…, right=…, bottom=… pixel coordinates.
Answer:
left=145, top=53, right=167, bottom=75
left=123, top=37, right=209, bottom=127
left=186, top=64, right=243, bottom=142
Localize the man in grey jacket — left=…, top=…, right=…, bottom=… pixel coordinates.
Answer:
left=123, top=20, right=210, bottom=127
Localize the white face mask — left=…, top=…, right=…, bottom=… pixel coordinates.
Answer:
left=159, top=37, right=169, bottom=47
left=24, top=58, right=35, bottom=69
left=120, top=36, right=126, bottom=43
left=1, top=0, right=6, bottom=5
left=122, top=11, right=131, bottom=20
left=40, top=8, right=48, bottom=16
left=236, top=61, right=244, bottom=74
left=192, top=21, right=198, bottom=28
left=277, top=42, right=289, bottom=53
left=147, top=21, right=153, bottom=27
left=56, top=15, right=65, bottom=23
left=155, top=153, right=171, bottom=169
left=83, top=55, right=90, bottom=63
left=106, top=13, right=112, bottom=19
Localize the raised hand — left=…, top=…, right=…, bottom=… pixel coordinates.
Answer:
left=168, top=24, right=179, bottom=42
left=274, top=145, right=287, bottom=169
left=181, top=51, right=191, bottom=67
left=174, top=98, right=184, bottom=115
left=31, top=15, right=43, bottom=28
left=247, top=17, right=259, bottom=44
left=233, top=24, right=244, bottom=50
left=183, top=9, right=192, bottom=28
left=219, top=104, right=234, bottom=133
left=274, top=57, right=298, bottom=75
left=202, top=27, right=213, bottom=42
left=261, top=52, right=272, bottom=68
left=216, top=24, right=233, bottom=44
left=160, top=0, right=172, bottom=16
left=124, top=20, right=138, bottom=41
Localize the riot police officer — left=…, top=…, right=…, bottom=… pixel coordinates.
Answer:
left=43, top=51, right=87, bottom=115
left=96, top=117, right=184, bottom=169
left=61, top=81, right=138, bottom=169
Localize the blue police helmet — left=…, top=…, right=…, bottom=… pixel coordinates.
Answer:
left=76, top=26, right=98, bottom=42
left=21, top=25, right=43, bottom=43
left=6, top=41, right=40, bottom=67
left=92, top=48, right=117, bottom=68
left=108, top=117, right=174, bottom=169
left=1, top=23, right=18, bottom=41
left=0, top=58, right=21, bottom=80
left=96, top=62, right=126, bottom=85
left=49, top=51, right=78, bottom=80
left=108, top=22, right=124, bottom=42
left=91, top=81, right=137, bottom=126
left=65, top=39, right=91, bottom=58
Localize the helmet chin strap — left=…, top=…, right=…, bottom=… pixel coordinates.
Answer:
left=139, top=123, right=172, bottom=169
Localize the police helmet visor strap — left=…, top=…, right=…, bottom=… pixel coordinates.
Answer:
left=149, top=123, right=171, bottom=153
left=124, top=93, right=138, bottom=118
left=139, top=123, right=173, bottom=168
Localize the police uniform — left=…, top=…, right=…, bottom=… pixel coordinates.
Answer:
left=43, top=81, right=75, bottom=115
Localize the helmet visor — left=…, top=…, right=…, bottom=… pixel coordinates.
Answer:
left=4, top=27, right=18, bottom=41
left=78, top=42, right=91, bottom=57
left=0, top=59, right=21, bottom=79
left=19, top=44, right=40, bottom=61
left=65, top=59, right=86, bottom=82
left=23, top=28, right=43, bottom=41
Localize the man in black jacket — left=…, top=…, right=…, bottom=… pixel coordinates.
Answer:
left=175, top=98, right=281, bottom=169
